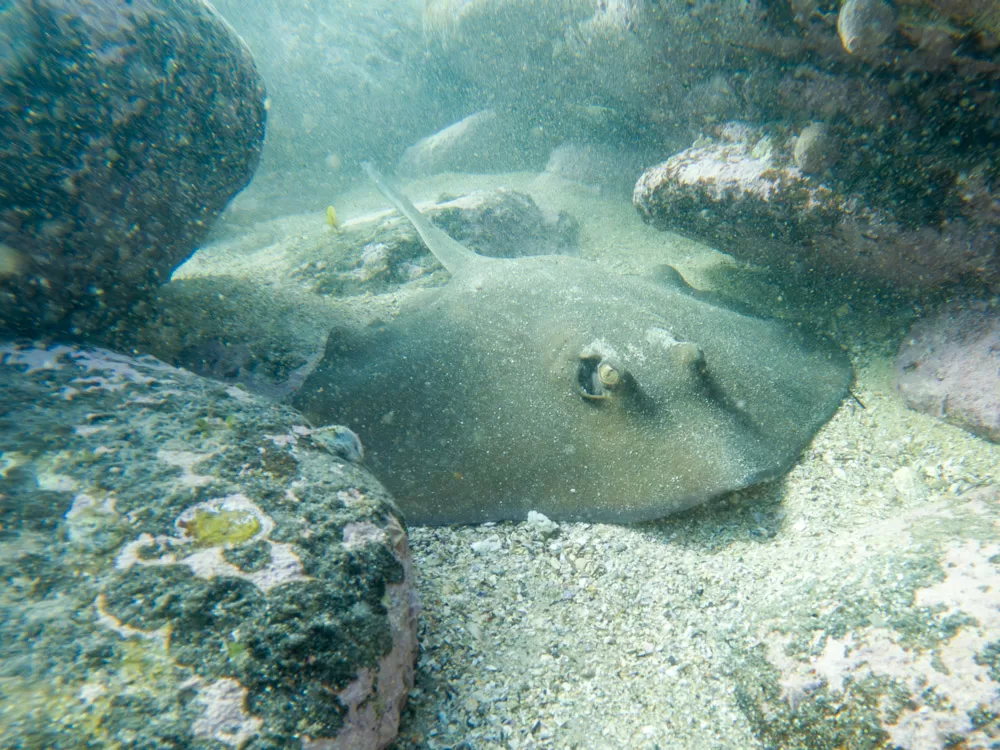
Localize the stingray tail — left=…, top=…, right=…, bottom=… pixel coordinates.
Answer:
left=361, top=161, right=477, bottom=275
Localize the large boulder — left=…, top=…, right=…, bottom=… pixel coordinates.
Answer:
left=633, top=122, right=1000, bottom=289
left=0, top=343, right=418, bottom=749
left=0, top=0, right=266, bottom=339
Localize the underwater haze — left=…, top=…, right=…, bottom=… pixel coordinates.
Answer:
left=1, top=1, right=999, bottom=749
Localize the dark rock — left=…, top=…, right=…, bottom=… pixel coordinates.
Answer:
left=0, top=343, right=418, bottom=749
left=895, top=301, right=1000, bottom=442
left=633, top=122, right=1000, bottom=288
left=0, top=0, right=266, bottom=339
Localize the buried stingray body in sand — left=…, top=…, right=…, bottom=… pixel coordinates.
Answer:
left=293, top=166, right=853, bottom=525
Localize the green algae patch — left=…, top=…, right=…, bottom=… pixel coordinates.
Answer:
left=180, top=506, right=261, bottom=547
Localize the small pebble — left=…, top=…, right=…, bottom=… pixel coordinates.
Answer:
left=793, top=122, right=838, bottom=174
left=526, top=509, right=559, bottom=538
left=892, top=466, right=925, bottom=500
left=837, top=0, right=896, bottom=59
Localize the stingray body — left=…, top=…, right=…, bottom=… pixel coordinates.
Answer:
left=293, top=166, right=852, bottom=524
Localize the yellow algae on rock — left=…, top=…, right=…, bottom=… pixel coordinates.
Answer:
left=179, top=506, right=261, bottom=547
left=0, top=243, right=25, bottom=279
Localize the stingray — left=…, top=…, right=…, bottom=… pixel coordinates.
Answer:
left=293, top=165, right=853, bottom=525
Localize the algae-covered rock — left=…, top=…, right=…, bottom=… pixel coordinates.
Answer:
left=0, top=343, right=417, bottom=749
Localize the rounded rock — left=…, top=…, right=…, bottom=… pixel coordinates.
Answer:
left=793, top=123, right=839, bottom=174
left=0, top=0, right=266, bottom=338
left=837, top=0, right=897, bottom=60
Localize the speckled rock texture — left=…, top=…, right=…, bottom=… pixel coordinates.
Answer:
left=0, top=0, right=266, bottom=339
left=0, top=343, right=417, bottom=749
left=734, top=485, right=1000, bottom=750
left=634, top=122, right=1000, bottom=289
left=895, top=301, right=1000, bottom=442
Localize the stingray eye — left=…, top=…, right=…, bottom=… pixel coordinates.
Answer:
left=578, top=356, right=622, bottom=401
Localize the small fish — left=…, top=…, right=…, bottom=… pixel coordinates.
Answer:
left=326, top=205, right=342, bottom=233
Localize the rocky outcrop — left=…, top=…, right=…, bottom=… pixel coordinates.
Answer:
left=0, top=0, right=266, bottom=339
left=633, top=122, right=999, bottom=289
left=895, top=301, right=1000, bottom=442
left=0, top=343, right=418, bottom=749
left=422, top=1, right=1000, bottom=289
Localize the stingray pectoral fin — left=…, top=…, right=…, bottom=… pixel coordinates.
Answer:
left=362, top=161, right=482, bottom=275
left=292, top=323, right=392, bottom=426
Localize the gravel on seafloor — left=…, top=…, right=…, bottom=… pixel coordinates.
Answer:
left=396, top=514, right=760, bottom=750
